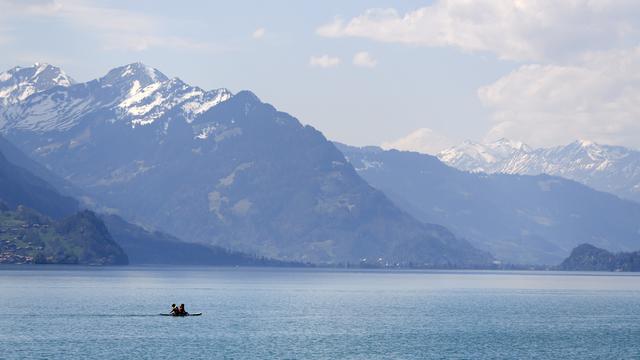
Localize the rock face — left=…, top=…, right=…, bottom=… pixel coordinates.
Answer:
left=337, top=143, right=640, bottom=265
left=559, top=244, right=640, bottom=272
left=438, top=139, right=640, bottom=203
left=0, top=63, right=490, bottom=266
left=0, top=206, right=128, bottom=265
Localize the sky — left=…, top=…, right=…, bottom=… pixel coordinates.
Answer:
left=1, top=0, right=640, bottom=153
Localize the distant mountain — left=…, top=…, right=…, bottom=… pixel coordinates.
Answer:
left=0, top=63, right=73, bottom=107
left=0, top=140, right=129, bottom=264
left=100, top=214, right=303, bottom=266
left=337, top=143, right=640, bottom=264
left=0, top=63, right=490, bottom=266
left=438, top=139, right=640, bottom=203
left=0, top=144, right=127, bottom=264
left=0, top=62, right=230, bottom=133
left=559, top=244, right=640, bottom=272
left=0, top=148, right=78, bottom=219
left=0, top=135, right=80, bottom=198
left=438, top=138, right=532, bottom=173
left=0, top=135, right=295, bottom=266
left=0, top=205, right=128, bottom=265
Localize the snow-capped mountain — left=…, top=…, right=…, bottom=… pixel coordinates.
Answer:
left=438, top=139, right=640, bottom=203
left=437, top=138, right=531, bottom=173
left=0, top=62, right=231, bottom=132
left=0, top=63, right=74, bottom=106
left=0, top=63, right=490, bottom=265
left=339, top=143, right=640, bottom=264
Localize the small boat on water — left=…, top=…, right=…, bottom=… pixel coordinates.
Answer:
left=160, top=313, right=202, bottom=317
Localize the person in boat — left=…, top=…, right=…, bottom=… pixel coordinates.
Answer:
left=170, top=304, right=180, bottom=316
left=179, top=304, right=188, bottom=316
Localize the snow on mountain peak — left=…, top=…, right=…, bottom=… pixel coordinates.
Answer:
left=437, top=138, right=532, bottom=173
left=0, top=63, right=74, bottom=106
left=439, top=139, right=640, bottom=203
left=491, top=138, right=531, bottom=152
left=100, top=63, right=169, bottom=91
left=0, top=63, right=233, bottom=132
left=116, top=75, right=233, bottom=127
left=121, top=62, right=163, bottom=80
left=101, top=64, right=234, bottom=125
left=572, top=139, right=603, bottom=152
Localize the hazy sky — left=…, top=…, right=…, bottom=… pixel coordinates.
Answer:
left=1, top=0, right=640, bottom=152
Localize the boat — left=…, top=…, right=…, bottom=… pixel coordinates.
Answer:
left=160, top=313, right=203, bottom=317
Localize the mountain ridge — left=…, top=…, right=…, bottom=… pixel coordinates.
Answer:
left=0, top=134, right=301, bottom=266
left=0, top=63, right=491, bottom=266
left=0, top=63, right=74, bottom=107
left=438, top=139, right=640, bottom=203
left=338, top=142, right=640, bottom=264
left=0, top=62, right=232, bottom=133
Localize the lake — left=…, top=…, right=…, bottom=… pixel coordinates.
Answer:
left=1, top=267, right=639, bottom=359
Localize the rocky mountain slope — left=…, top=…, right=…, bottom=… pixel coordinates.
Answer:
left=438, top=139, right=640, bottom=203
left=0, top=63, right=490, bottom=266
left=338, top=143, right=640, bottom=264
left=0, top=137, right=292, bottom=266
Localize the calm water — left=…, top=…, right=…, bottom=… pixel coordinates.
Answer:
left=1, top=267, right=639, bottom=359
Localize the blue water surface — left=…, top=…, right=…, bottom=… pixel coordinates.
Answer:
left=1, top=266, right=639, bottom=359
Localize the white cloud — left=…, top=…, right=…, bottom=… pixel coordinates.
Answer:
left=0, top=0, right=209, bottom=52
left=479, top=47, right=640, bottom=148
left=382, top=128, right=454, bottom=154
left=309, top=54, right=340, bottom=68
left=320, top=1, right=640, bottom=148
left=353, top=51, right=377, bottom=68
left=252, top=27, right=265, bottom=39
left=317, top=1, right=640, bottom=62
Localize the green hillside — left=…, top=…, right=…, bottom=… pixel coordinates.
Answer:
left=0, top=204, right=128, bottom=265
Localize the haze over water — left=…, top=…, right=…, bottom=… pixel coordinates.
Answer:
left=1, top=267, right=639, bottom=359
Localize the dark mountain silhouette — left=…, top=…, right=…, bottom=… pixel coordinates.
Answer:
left=559, top=244, right=640, bottom=271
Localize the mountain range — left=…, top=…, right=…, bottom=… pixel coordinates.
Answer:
left=6, top=62, right=639, bottom=266
left=0, top=63, right=490, bottom=266
left=338, top=143, right=640, bottom=264
left=438, top=138, right=640, bottom=203
left=0, top=135, right=302, bottom=266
